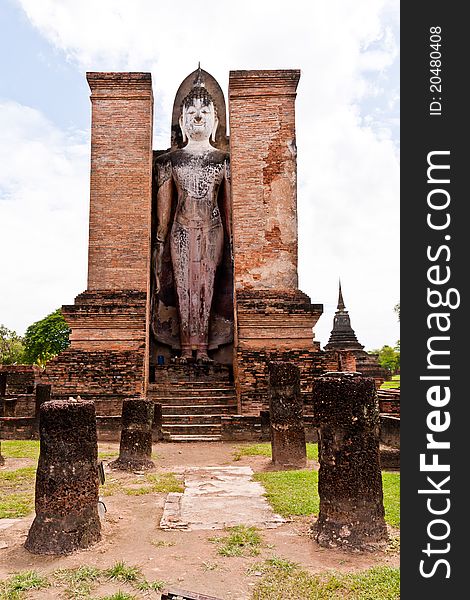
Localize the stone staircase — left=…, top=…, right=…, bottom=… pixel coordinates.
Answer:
left=147, top=363, right=238, bottom=441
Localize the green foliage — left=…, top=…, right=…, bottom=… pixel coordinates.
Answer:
left=250, top=561, right=400, bottom=600
left=23, top=308, right=70, bottom=367
left=210, top=525, right=262, bottom=557
left=371, top=344, right=400, bottom=375
left=0, top=325, right=25, bottom=365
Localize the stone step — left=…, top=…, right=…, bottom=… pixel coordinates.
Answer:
left=162, top=414, right=224, bottom=425
left=162, top=423, right=222, bottom=436
left=149, top=385, right=234, bottom=395
left=155, top=395, right=237, bottom=406
left=162, top=403, right=237, bottom=415
left=150, top=385, right=235, bottom=393
left=164, top=434, right=221, bottom=442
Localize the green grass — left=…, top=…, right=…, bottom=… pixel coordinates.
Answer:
left=104, top=562, right=142, bottom=583
left=250, top=560, right=399, bottom=600
left=254, top=470, right=400, bottom=527
left=0, top=563, right=165, bottom=600
left=97, top=593, right=137, bottom=600
left=53, top=565, right=101, bottom=599
left=380, top=375, right=400, bottom=390
left=0, top=466, right=36, bottom=518
left=0, top=440, right=39, bottom=460
left=151, top=539, right=175, bottom=548
left=0, top=571, right=49, bottom=600
left=255, top=470, right=320, bottom=517
left=234, top=442, right=318, bottom=461
left=382, top=472, right=400, bottom=527
left=134, top=579, right=165, bottom=592
left=102, top=472, right=184, bottom=497
left=210, top=525, right=262, bottom=557
left=145, top=472, right=184, bottom=492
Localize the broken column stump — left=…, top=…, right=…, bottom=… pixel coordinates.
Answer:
left=313, top=372, right=388, bottom=549
left=35, top=383, right=52, bottom=418
left=24, top=399, right=101, bottom=554
left=152, top=402, right=163, bottom=442
left=268, top=361, right=306, bottom=469
left=111, top=398, right=155, bottom=470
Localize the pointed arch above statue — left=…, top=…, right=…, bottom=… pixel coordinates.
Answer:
left=171, top=66, right=229, bottom=151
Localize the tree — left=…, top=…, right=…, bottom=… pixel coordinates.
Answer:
left=23, top=309, right=70, bottom=367
left=0, top=325, right=25, bottom=364
left=372, top=344, right=400, bottom=375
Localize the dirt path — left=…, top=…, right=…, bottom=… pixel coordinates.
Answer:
left=0, top=442, right=399, bottom=599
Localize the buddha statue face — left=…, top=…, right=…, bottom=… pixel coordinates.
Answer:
left=180, top=96, right=218, bottom=144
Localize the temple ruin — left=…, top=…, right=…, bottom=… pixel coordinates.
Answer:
left=0, top=67, right=391, bottom=442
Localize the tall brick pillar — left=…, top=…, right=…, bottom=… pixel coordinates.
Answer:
left=228, top=70, right=323, bottom=414
left=43, top=73, right=154, bottom=414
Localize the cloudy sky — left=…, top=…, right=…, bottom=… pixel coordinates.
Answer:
left=0, top=0, right=399, bottom=351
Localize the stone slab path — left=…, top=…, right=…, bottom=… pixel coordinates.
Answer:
left=160, top=466, right=286, bottom=530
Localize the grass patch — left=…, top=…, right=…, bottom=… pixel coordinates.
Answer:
left=98, top=450, right=119, bottom=460
left=234, top=442, right=318, bottom=461
left=101, top=473, right=183, bottom=497
left=0, top=466, right=36, bottom=518
left=105, top=562, right=142, bottom=583
left=53, top=565, right=101, bottom=599
left=382, top=472, right=400, bottom=527
left=0, top=563, right=165, bottom=600
left=210, top=525, right=262, bottom=557
left=135, top=579, right=165, bottom=592
left=97, top=592, right=137, bottom=600
left=151, top=539, right=175, bottom=548
left=0, top=570, right=49, bottom=599
left=250, top=560, right=399, bottom=600
left=0, top=440, right=39, bottom=460
left=255, top=470, right=400, bottom=527
left=255, top=470, right=320, bottom=517
left=380, top=375, right=400, bottom=390
left=145, top=472, right=184, bottom=493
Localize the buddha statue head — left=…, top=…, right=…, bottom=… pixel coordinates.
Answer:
left=179, top=72, right=219, bottom=145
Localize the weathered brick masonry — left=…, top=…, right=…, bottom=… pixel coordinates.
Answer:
left=42, top=74, right=154, bottom=408
left=228, top=70, right=323, bottom=413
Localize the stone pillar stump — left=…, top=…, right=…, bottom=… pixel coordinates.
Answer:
left=35, top=383, right=52, bottom=418
left=111, top=399, right=155, bottom=470
left=313, top=372, right=388, bottom=549
left=268, top=361, right=306, bottom=469
left=25, top=399, right=101, bottom=554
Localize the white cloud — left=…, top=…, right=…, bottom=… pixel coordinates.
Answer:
left=0, top=101, right=89, bottom=335
left=8, top=0, right=399, bottom=348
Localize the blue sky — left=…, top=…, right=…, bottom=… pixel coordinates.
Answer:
left=0, top=0, right=399, bottom=350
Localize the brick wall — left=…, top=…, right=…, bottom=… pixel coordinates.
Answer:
left=229, top=70, right=300, bottom=291
left=0, top=365, right=38, bottom=394
left=86, top=72, right=153, bottom=292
